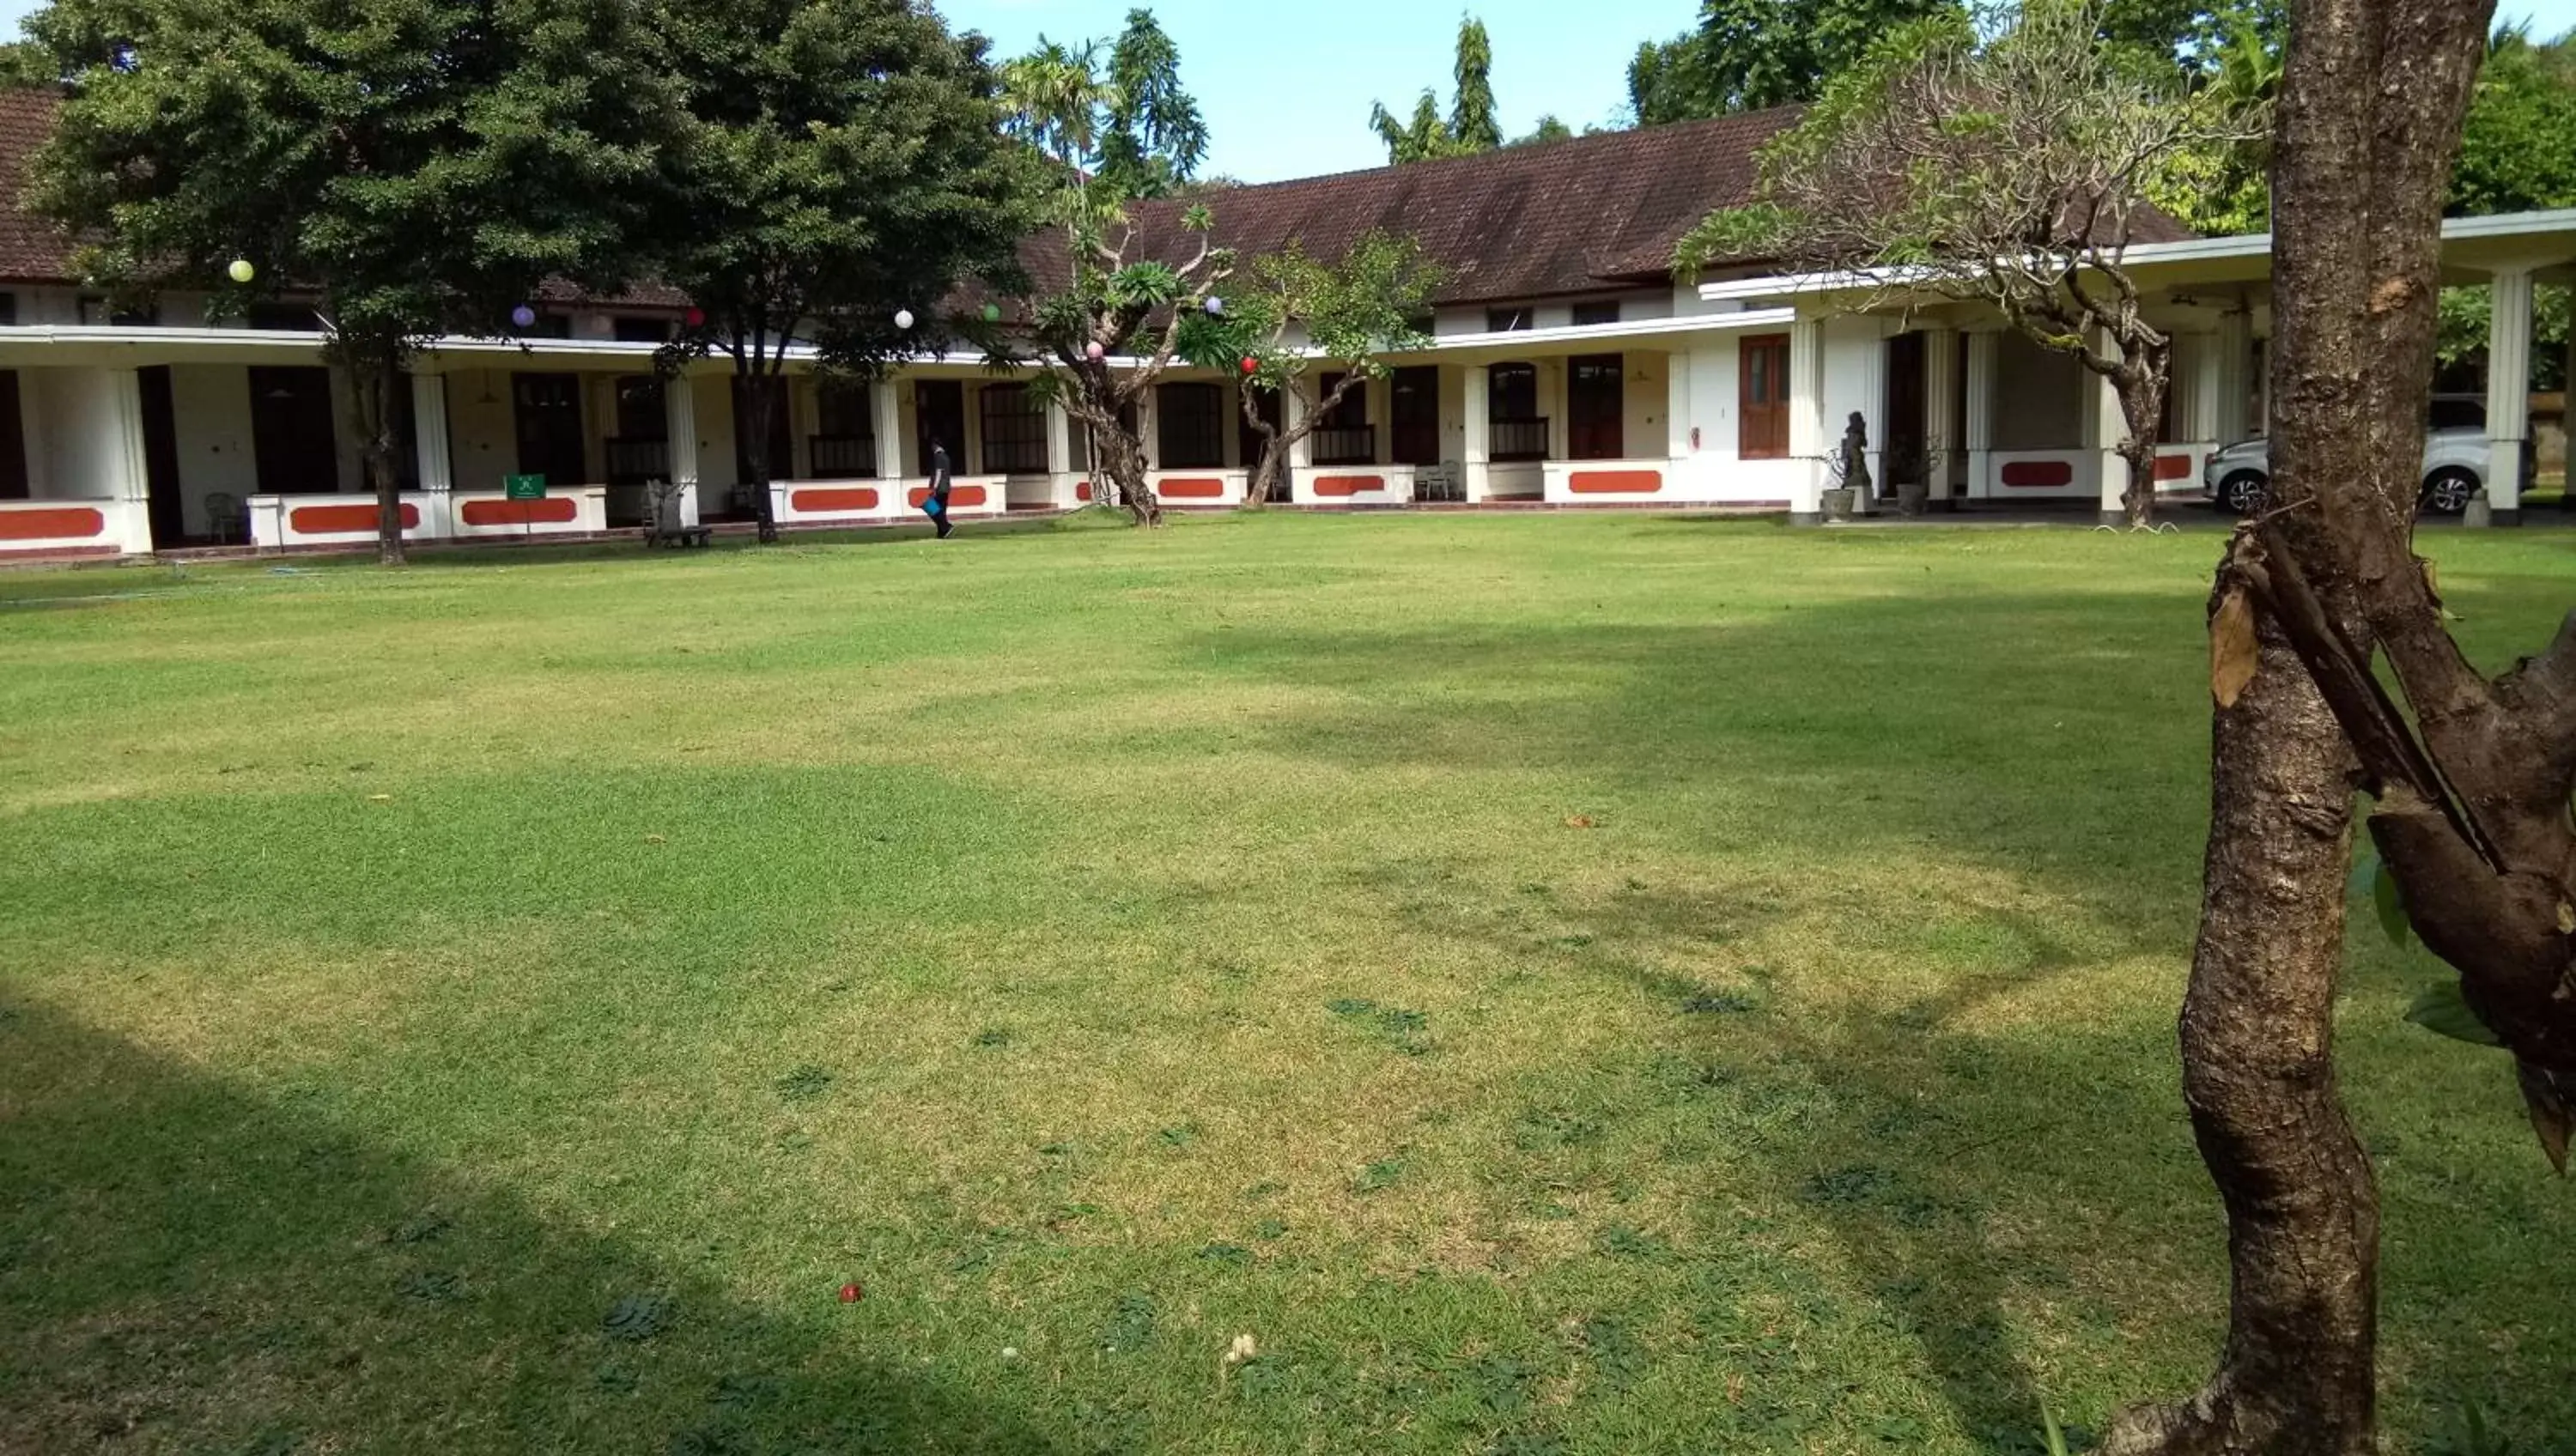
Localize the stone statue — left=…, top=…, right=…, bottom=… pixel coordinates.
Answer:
left=1837, top=411, right=1873, bottom=498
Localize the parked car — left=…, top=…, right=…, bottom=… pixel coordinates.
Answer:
left=2202, top=395, right=2522, bottom=516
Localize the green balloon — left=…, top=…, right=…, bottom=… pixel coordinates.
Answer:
left=982, top=303, right=1001, bottom=323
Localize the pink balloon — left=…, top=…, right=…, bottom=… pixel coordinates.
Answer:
left=1085, top=343, right=1106, bottom=361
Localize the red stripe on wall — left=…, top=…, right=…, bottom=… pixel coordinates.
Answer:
left=1568, top=470, right=1662, bottom=494
left=1999, top=460, right=2075, bottom=489
left=1313, top=475, right=1383, bottom=498
left=0, top=506, right=105, bottom=541
left=2154, top=453, right=2194, bottom=481
left=459, top=496, right=579, bottom=526
left=908, top=485, right=988, bottom=508
left=291, top=502, right=421, bottom=533
left=1159, top=476, right=1226, bottom=499
left=790, top=487, right=881, bottom=513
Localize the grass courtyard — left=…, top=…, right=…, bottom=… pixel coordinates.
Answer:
left=1, top=512, right=2570, bottom=1454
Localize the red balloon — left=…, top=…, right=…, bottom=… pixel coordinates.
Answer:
left=684, top=307, right=706, bottom=329
left=1240, top=356, right=1258, bottom=374
left=838, top=1283, right=863, bottom=1303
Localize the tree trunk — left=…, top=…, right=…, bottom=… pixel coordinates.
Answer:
left=2117, top=345, right=2172, bottom=530
left=740, top=367, right=781, bottom=544
left=1069, top=366, right=1160, bottom=526
left=2103, top=604, right=2376, bottom=1456
left=339, top=336, right=409, bottom=567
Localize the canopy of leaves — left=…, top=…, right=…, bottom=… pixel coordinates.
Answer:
left=1190, top=232, right=1444, bottom=386
left=1370, top=15, right=1503, bottom=164
left=647, top=0, right=1035, bottom=374
left=1098, top=8, right=1207, bottom=200
left=2436, top=25, right=2576, bottom=387
left=31, top=0, right=676, bottom=347
left=1628, top=0, right=1965, bottom=124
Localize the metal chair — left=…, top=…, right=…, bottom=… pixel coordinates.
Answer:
left=204, top=492, right=247, bottom=545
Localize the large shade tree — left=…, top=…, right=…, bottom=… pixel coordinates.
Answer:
left=1369, top=15, right=1503, bottom=164
left=647, top=0, right=1033, bottom=542
left=999, top=9, right=1227, bottom=526
left=31, top=0, right=677, bottom=564
left=2105, top=2, right=2576, bottom=1452
left=1674, top=0, right=2259, bottom=528
left=1628, top=0, right=1963, bottom=124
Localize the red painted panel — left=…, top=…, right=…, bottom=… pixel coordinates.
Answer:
left=790, top=487, right=880, bottom=513
left=291, top=502, right=421, bottom=533
left=0, top=506, right=105, bottom=541
left=1160, top=476, right=1226, bottom=500
left=1569, top=470, right=1662, bottom=495
left=460, top=496, right=579, bottom=527
left=2154, top=453, right=2194, bottom=482
left=908, top=484, right=989, bottom=508
left=1999, top=459, right=2075, bottom=489
left=1313, top=475, right=1384, bottom=498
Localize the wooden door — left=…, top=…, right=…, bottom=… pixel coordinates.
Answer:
left=1390, top=366, right=1441, bottom=465
left=140, top=366, right=184, bottom=547
left=249, top=365, right=337, bottom=500
left=1568, top=354, right=1624, bottom=460
left=1885, top=332, right=1926, bottom=492
left=1739, top=335, right=1789, bottom=459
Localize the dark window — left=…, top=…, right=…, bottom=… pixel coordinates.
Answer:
left=246, top=301, right=320, bottom=331
left=513, top=372, right=586, bottom=487
left=979, top=382, right=1048, bottom=473
left=80, top=295, right=158, bottom=326
left=614, top=316, right=674, bottom=344
left=1313, top=373, right=1373, bottom=464
left=2427, top=397, right=2485, bottom=432
left=250, top=366, right=342, bottom=494
left=1573, top=300, right=1621, bottom=327
left=1486, top=306, right=1533, bottom=333
left=605, top=376, right=668, bottom=487
left=1391, top=366, right=1441, bottom=466
left=0, top=293, right=20, bottom=326
left=1740, top=333, right=1789, bottom=460
left=1156, top=382, right=1224, bottom=469
left=1403, top=312, right=1435, bottom=337
left=915, top=379, right=966, bottom=474
left=527, top=313, right=574, bottom=339
left=811, top=379, right=876, bottom=478
left=1490, top=362, right=1546, bottom=462
left=1568, top=354, right=1624, bottom=460
left=0, top=371, right=24, bottom=498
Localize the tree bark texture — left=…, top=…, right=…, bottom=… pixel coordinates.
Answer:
left=2104, top=608, right=2375, bottom=1456
left=340, top=336, right=409, bottom=567
left=739, top=367, right=782, bottom=544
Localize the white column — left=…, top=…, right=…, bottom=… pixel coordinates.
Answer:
left=1964, top=330, right=2000, bottom=500
left=1850, top=322, right=1887, bottom=514
left=1220, top=383, right=1242, bottom=469
left=1137, top=384, right=1159, bottom=472
left=2486, top=266, right=2533, bottom=524
left=1788, top=316, right=1826, bottom=522
left=1545, top=359, right=1569, bottom=461
left=959, top=381, right=983, bottom=476
left=1285, top=386, right=1311, bottom=469
left=872, top=379, right=903, bottom=482
left=2214, top=305, right=2254, bottom=445
left=1923, top=326, right=1960, bottom=503
left=2084, top=329, right=2129, bottom=524
left=665, top=371, right=702, bottom=527
left=1046, top=394, right=1073, bottom=505
left=101, top=367, right=153, bottom=555
left=1665, top=350, right=1692, bottom=461
left=1461, top=364, right=1491, bottom=503
left=410, top=373, right=453, bottom=537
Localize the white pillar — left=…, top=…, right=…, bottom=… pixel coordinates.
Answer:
left=1964, top=330, right=2000, bottom=500
left=2214, top=305, right=2254, bottom=445
left=410, top=373, right=453, bottom=537
left=1923, top=326, right=1960, bottom=502
left=1046, top=394, right=1073, bottom=505
left=2084, top=329, right=2129, bottom=524
left=2486, top=266, right=2533, bottom=524
left=1285, top=386, right=1311, bottom=470
left=1850, top=322, right=1887, bottom=514
left=100, top=367, right=153, bottom=555
left=1545, top=360, right=1569, bottom=461
left=1136, top=384, right=1159, bottom=472
left=665, top=371, right=702, bottom=527
left=872, top=379, right=903, bottom=482
left=1789, top=316, right=1826, bottom=522
left=959, top=381, right=983, bottom=476
left=1665, top=350, right=1692, bottom=461
left=1461, top=364, right=1491, bottom=502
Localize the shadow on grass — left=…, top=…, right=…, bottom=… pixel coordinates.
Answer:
left=0, top=1000, right=1071, bottom=1455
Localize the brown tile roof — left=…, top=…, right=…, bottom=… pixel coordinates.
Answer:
left=1027, top=108, right=1814, bottom=306
left=0, top=88, right=74, bottom=284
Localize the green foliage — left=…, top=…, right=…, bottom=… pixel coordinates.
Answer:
left=0, top=40, right=58, bottom=87
left=2436, top=27, right=2576, bottom=384
left=2408, top=982, right=2510, bottom=1050
left=31, top=0, right=674, bottom=345
left=647, top=0, right=1034, bottom=388
left=1098, top=8, right=1208, bottom=199
left=1370, top=15, right=1504, bottom=164
left=1629, top=0, right=1967, bottom=124
left=1514, top=116, right=1577, bottom=147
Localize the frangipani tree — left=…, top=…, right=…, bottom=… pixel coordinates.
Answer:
left=1203, top=234, right=1443, bottom=507
left=1675, top=0, right=2260, bottom=528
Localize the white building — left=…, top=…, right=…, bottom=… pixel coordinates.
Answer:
left=0, top=90, right=2565, bottom=562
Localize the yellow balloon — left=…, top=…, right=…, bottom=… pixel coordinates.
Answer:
left=228, top=259, right=255, bottom=284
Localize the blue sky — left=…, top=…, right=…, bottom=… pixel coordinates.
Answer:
left=3, top=0, right=2573, bottom=184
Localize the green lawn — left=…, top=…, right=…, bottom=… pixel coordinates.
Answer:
left=1, top=513, right=2569, bottom=1455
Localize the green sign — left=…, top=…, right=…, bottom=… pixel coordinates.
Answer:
left=504, top=474, right=548, bottom=500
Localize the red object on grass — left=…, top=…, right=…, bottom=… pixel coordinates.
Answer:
left=839, top=1283, right=863, bottom=1303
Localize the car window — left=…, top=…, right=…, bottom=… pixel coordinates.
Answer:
left=2427, top=398, right=2486, bottom=432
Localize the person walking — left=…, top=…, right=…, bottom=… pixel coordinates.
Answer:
left=923, top=438, right=956, bottom=539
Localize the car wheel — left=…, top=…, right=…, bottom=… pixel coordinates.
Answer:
left=2219, top=471, right=2269, bottom=515
left=2421, top=467, right=2477, bottom=516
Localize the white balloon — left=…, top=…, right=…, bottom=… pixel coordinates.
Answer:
left=894, top=309, right=915, bottom=331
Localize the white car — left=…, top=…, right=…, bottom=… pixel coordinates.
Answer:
left=2202, top=396, right=2516, bottom=516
